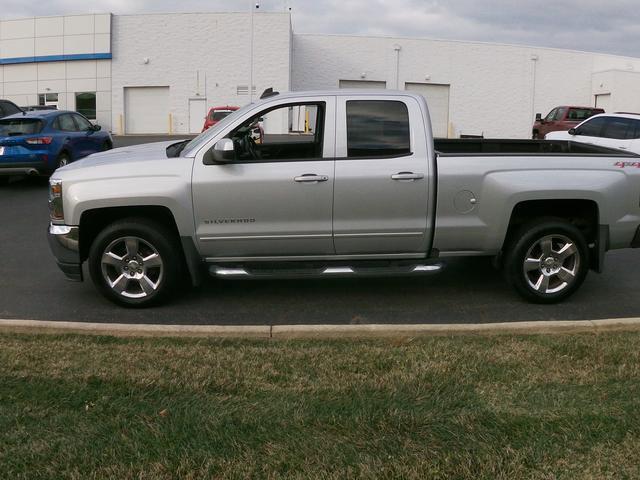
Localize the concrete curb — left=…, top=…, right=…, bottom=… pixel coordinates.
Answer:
left=1, top=317, right=640, bottom=338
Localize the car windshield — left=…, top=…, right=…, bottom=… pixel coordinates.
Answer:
left=210, top=110, right=233, bottom=121
left=181, top=105, right=251, bottom=157
left=0, top=118, right=43, bottom=136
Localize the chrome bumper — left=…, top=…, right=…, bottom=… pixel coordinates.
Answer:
left=47, top=223, right=83, bottom=281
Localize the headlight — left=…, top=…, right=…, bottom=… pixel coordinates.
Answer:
left=49, top=178, right=64, bottom=222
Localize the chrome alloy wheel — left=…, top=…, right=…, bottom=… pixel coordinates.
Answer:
left=100, top=236, right=164, bottom=299
left=523, top=234, right=580, bottom=295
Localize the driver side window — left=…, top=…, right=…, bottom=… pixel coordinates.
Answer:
left=228, top=102, right=325, bottom=162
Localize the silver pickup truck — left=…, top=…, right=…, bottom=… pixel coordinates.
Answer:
left=48, top=90, right=640, bottom=307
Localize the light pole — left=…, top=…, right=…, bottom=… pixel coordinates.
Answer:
left=249, top=2, right=258, bottom=102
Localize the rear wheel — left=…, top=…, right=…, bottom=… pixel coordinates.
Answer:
left=504, top=218, right=589, bottom=303
left=88, top=218, right=183, bottom=307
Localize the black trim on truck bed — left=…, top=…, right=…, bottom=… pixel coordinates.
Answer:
left=434, top=139, right=639, bottom=157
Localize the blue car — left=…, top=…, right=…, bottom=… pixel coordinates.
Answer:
left=0, top=110, right=113, bottom=179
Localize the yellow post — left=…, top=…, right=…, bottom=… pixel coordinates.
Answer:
left=305, top=109, right=310, bottom=133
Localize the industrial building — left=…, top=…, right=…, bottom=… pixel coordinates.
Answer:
left=1, top=11, right=639, bottom=137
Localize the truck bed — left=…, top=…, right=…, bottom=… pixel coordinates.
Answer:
left=434, top=138, right=637, bottom=157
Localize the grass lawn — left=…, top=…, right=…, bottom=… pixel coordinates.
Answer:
left=1, top=330, right=639, bottom=479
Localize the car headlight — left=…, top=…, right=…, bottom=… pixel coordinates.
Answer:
left=49, top=178, right=64, bottom=222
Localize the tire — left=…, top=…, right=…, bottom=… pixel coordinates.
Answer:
left=56, top=152, right=71, bottom=169
left=504, top=218, right=589, bottom=304
left=103, top=140, right=113, bottom=151
left=532, top=131, right=540, bottom=140
left=88, top=218, right=183, bottom=307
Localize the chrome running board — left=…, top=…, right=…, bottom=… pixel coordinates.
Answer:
left=209, top=262, right=444, bottom=279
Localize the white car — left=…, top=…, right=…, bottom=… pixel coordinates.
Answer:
left=545, top=113, right=640, bottom=153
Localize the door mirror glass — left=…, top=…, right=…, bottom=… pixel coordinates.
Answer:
left=204, top=138, right=235, bottom=165
left=535, top=113, right=542, bottom=122
left=568, top=128, right=577, bottom=135
left=92, top=124, right=102, bottom=131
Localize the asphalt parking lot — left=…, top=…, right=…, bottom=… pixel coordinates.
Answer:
left=1, top=135, right=640, bottom=326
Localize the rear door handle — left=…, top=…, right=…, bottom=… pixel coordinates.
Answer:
left=391, top=172, right=424, bottom=181
left=294, top=174, right=329, bottom=183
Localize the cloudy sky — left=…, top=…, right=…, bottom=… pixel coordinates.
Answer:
left=3, top=0, right=640, bottom=58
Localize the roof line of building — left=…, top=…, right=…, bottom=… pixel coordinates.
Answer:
left=294, top=32, right=640, bottom=62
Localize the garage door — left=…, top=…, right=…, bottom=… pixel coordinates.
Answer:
left=339, top=80, right=387, bottom=89
left=124, top=86, right=170, bottom=134
left=405, top=83, right=450, bottom=138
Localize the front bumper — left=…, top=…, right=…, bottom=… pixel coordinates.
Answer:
left=47, top=223, right=83, bottom=281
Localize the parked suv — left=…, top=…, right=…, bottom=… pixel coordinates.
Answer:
left=532, top=106, right=604, bottom=139
left=0, top=110, right=113, bottom=180
left=545, top=113, right=640, bottom=154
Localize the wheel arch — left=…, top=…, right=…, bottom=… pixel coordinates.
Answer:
left=79, top=205, right=203, bottom=286
left=502, top=199, right=605, bottom=271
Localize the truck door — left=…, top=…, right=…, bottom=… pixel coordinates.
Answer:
left=191, top=98, right=336, bottom=258
left=333, top=96, right=432, bottom=254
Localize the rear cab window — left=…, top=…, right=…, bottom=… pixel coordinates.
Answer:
left=335, top=95, right=426, bottom=160
left=0, top=118, right=44, bottom=136
left=345, top=100, right=411, bottom=158
left=568, top=108, right=601, bottom=121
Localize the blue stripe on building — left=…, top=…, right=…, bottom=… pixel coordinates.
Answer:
left=0, top=53, right=112, bottom=65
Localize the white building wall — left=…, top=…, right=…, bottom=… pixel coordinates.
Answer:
left=0, top=14, right=112, bottom=130
left=111, top=12, right=291, bottom=134
left=292, top=34, right=640, bottom=138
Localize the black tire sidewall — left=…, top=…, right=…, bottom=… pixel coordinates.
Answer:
left=88, top=219, right=181, bottom=307
left=505, top=219, right=589, bottom=304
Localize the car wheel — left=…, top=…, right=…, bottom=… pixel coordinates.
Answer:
left=504, top=218, right=589, bottom=304
left=103, top=140, right=112, bottom=151
left=532, top=131, right=540, bottom=140
left=56, top=152, right=71, bottom=169
left=88, top=218, right=183, bottom=307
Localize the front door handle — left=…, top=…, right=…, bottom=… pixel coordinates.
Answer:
left=391, top=172, right=424, bottom=181
left=294, top=174, right=329, bottom=183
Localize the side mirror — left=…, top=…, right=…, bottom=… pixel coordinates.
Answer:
left=92, top=124, right=102, bottom=131
left=568, top=128, right=577, bottom=136
left=535, top=113, right=542, bottom=122
left=203, top=138, right=235, bottom=165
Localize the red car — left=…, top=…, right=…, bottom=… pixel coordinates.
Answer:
left=201, top=105, right=239, bottom=132
left=532, top=106, right=604, bottom=139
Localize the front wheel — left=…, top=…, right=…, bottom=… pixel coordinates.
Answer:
left=504, top=219, right=589, bottom=303
left=88, top=218, right=183, bottom=307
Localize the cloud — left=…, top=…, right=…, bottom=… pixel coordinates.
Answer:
left=2, top=0, right=639, bottom=57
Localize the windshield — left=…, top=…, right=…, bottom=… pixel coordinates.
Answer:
left=181, top=105, right=252, bottom=157
left=210, top=110, right=233, bottom=121
left=0, top=118, right=43, bottom=136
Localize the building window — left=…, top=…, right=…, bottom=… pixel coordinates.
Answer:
left=38, top=93, right=59, bottom=106
left=75, top=92, right=96, bottom=120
